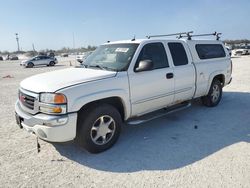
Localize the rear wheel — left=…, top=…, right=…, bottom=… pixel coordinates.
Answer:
left=27, top=62, right=34, bottom=68
left=201, top=79, right=222, bottom=107
left=49, top=61, right=55, bottom=66
left=76, top=104, right=122, bottom=153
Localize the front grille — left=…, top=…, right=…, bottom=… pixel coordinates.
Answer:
left=19, top=91, right=35, bottom=110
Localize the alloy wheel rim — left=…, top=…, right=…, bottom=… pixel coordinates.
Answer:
left=90, top=115, right=116, bottom=145
left=211, top=84, right=220, bottom=103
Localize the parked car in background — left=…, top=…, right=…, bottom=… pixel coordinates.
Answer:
left=234, top=48, right=249, bottom=56
left=8, top=55, right=19, bottom=60
left=47, top=52, right=55, bottom=57
left=76, top=51, right=93, bottom=63
left=20, top=55, right=58, bottom=68
left=0, top=56, right=3, bottom=61
left=242, top=47, right=250, bottom=55
left=233, top=46, right=250, bottom=55
left=61, top=53, right=69, bottom=57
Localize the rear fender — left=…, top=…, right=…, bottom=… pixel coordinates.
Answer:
left=206, top=71, right=224, bottom=95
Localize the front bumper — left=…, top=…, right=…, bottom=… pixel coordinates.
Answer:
left=15, top=101, right=77, bottom=142
left=20, top=62, right=27, bottom=66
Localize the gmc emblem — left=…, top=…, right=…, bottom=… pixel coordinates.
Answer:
left=19, top=94, right=26, bottom=103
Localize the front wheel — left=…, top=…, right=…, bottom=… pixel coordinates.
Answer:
left=49, top=61, right=55, bottom=66
left=27, top=62, right=34, bottom=68
left=76, top=104, right=122, bottom=153
left=201, top=79, right=222, bottom=107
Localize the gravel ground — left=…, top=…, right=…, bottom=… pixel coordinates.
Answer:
left=0, top=56, right=249, bottom=187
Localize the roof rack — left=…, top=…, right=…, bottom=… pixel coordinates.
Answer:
left=178, top=31, right=222, bottom=40
left=146, top=31, right=222, bottom=40
left=146, top=31, right=193, bottom=39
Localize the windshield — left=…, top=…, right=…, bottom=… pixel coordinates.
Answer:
left=83, top=43, right=139, bottom=71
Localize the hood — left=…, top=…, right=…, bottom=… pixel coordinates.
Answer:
left=20, top=68, right=117, bottom=93
left=21, top=59, right=29, bottom=63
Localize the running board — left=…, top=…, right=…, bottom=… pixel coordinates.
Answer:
left=126, top=102, right=191, bottom=125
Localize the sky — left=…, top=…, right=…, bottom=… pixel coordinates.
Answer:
left=0, top=0, right=250, bottom=51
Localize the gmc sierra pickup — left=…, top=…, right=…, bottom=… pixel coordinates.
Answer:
left=15, top=35, right=232, bottom=153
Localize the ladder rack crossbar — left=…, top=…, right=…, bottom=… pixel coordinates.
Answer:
left=146, top=31, right=222, bottom=40
left=146, top=31, right=193, bottom=39
left=179, top=32, right=222, bottom=40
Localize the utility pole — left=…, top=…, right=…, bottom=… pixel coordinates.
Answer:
left=73, top=32, right=76, bottom=66
left=15, top=33, right=20, bottom=52
left=32, top=43, right=35, bottom=52
left=73, top=32, right=75, bottom=51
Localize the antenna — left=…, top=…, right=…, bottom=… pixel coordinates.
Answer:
left=146, top=31, right=193, bottom=39
left=131, top=35, right=136, bottom=41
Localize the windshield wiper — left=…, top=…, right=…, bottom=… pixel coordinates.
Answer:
left=88, top=65, right=105, bottom=70
left=88, top=65, right=116, bottom=71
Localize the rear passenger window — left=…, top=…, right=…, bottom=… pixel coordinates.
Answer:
left=168, top=43, right=188, bottom=66
left=136, top=43, right=169, bottom=70
left=195, top=44, right=226, bottom=59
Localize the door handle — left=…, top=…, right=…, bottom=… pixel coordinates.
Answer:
left=166, top=73, right=174, bottom=79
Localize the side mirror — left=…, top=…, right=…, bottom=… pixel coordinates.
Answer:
left=135, top=60, right=153, bottom=72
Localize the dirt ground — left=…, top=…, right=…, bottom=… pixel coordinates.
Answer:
left=0, top=56, right=249, bottom=187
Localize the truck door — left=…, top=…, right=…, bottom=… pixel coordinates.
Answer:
left=129, top=42, right=175, bottom=116
left=167, top=42, right=196, bottom=103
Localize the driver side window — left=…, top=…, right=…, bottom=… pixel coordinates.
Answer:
left=135, top=42, right=169, bottom=70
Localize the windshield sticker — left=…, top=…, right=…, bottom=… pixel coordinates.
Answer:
left=115, top=48, right=129, bottom=53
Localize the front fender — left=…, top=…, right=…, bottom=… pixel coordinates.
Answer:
left=70, top=89, right=130, bottom=120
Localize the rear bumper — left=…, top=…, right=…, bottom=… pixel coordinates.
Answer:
left=15, top=101, right=77, bottom=142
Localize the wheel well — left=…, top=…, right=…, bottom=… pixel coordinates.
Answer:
left=78, top=97, right=125, bottom=121
left=213, top=74, right=225, bottom=86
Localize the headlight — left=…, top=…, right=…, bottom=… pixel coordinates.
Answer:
left=39, top=93, right=67, bottom=114
left=40, top=93, right=67, bottom=104
left=39, top=104, right=67, bottom=114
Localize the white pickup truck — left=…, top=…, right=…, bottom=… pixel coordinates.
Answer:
left=15, top=36, right=232, bottom=153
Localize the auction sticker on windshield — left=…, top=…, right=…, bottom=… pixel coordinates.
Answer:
left=115, top=48, right=129, bottom=53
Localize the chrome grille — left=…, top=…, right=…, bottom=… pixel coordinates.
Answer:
left=19, top=91, right=35, bottom=110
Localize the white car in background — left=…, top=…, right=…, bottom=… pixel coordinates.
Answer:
left=76, top=51, right=93, bottom=63
left=233, top=49, right=249, bottom=56
left=233, top=46, right=250, bottom=56
left=20, top=55, right=58, bottom=68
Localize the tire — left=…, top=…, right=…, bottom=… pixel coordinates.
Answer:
left=201, top=79, right=222, bottom=107
left=27, top=62, right=34, bottom=68
left=76, top=104, right=122, bottom=153
left=49, top=61, right=55, bottom=66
